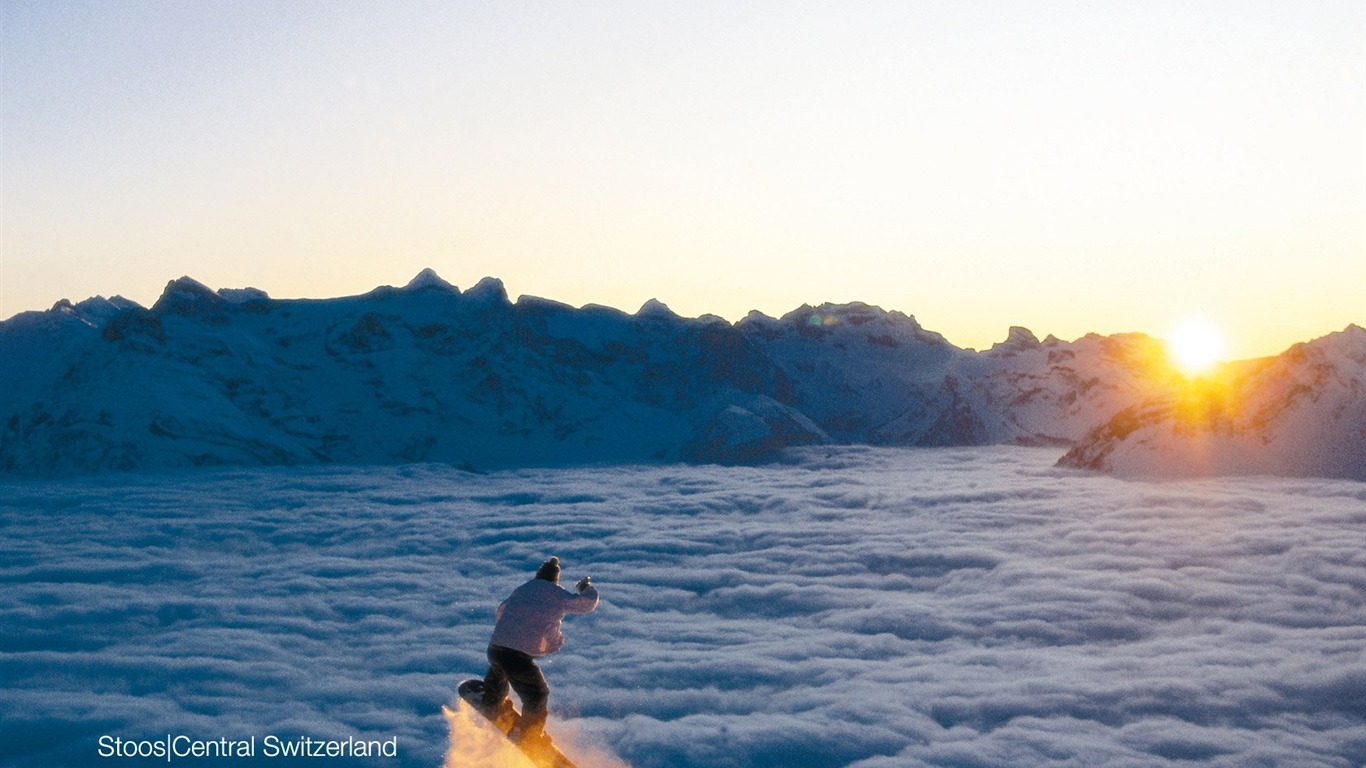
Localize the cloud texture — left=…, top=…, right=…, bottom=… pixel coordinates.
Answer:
left=2, top=447, right=1364, bottom=767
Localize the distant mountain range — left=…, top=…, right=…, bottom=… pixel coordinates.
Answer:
left=2, top=270, right=1361, bottom=480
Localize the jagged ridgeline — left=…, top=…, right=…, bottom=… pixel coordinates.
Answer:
left=2, top=270, right=1361, bottom=479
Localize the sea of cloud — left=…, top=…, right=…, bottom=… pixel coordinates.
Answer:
left=2, top=446, right=1364, bottom=768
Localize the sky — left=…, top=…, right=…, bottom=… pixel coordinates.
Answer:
left=4, top=448, right=1365, bottom=767
left=2, top=1, right=1362, bottom=360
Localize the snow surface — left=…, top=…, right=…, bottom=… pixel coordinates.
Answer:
left=3, top=447, right=1365, bottom=767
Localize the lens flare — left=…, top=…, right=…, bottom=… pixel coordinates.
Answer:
left=1167, top=317, right=1225, bottom=377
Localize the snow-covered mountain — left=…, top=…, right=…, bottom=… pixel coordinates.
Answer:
left=1058, top=325, right=1366, bottom=481
left=733, top=306, right=1176, bottom=448
left=0, top=270, right=1340, bottom=478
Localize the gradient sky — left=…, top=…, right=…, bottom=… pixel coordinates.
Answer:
left=2, top=1, right=1362, bottom=359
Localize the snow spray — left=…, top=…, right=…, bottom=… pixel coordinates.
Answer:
left=442, top=701, right=630, bottom=768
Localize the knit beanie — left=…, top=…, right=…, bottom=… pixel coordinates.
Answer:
left=535, top=557, right=561, bottom=583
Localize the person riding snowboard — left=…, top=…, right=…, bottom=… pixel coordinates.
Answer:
left=482, top=557, right=599, bottom=742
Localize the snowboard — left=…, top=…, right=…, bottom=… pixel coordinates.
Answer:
left=454, top=678, right=578, bottom=768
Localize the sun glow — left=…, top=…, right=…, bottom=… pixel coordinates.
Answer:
left=1167, top=317, right=1225, bottom=377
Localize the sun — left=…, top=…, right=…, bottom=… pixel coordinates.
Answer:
left=1167, top=317, right=1225, bottom=377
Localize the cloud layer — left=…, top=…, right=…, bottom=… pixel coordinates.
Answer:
left=3, top=447, right=1364, bottom=767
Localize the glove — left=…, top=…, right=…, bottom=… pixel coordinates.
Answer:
left=576, top=576, right=592, bottom=593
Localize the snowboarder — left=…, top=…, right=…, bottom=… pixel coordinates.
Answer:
left=481, top=557, right=599, bottom=742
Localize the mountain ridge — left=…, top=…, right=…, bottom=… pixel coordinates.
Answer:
left=2, top=271, right=1360, bottom=480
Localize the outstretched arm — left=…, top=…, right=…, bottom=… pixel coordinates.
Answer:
left=565, top=579, right=599, bottom=614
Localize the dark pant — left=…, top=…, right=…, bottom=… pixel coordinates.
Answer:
left=484, top=644, right=549, bottom=735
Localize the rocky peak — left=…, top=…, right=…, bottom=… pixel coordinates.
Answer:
left=464, top=276, right=509, bottom=304
left=403, top=268, right=458, bottom=293
left=988, top=326, right=1041, bottom=356
left=151, top=276, right=223, bottom=315
left=636, top=298, right=677, bottom=319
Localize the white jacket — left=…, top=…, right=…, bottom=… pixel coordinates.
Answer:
left=490, top=578, right=600, bottom=657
